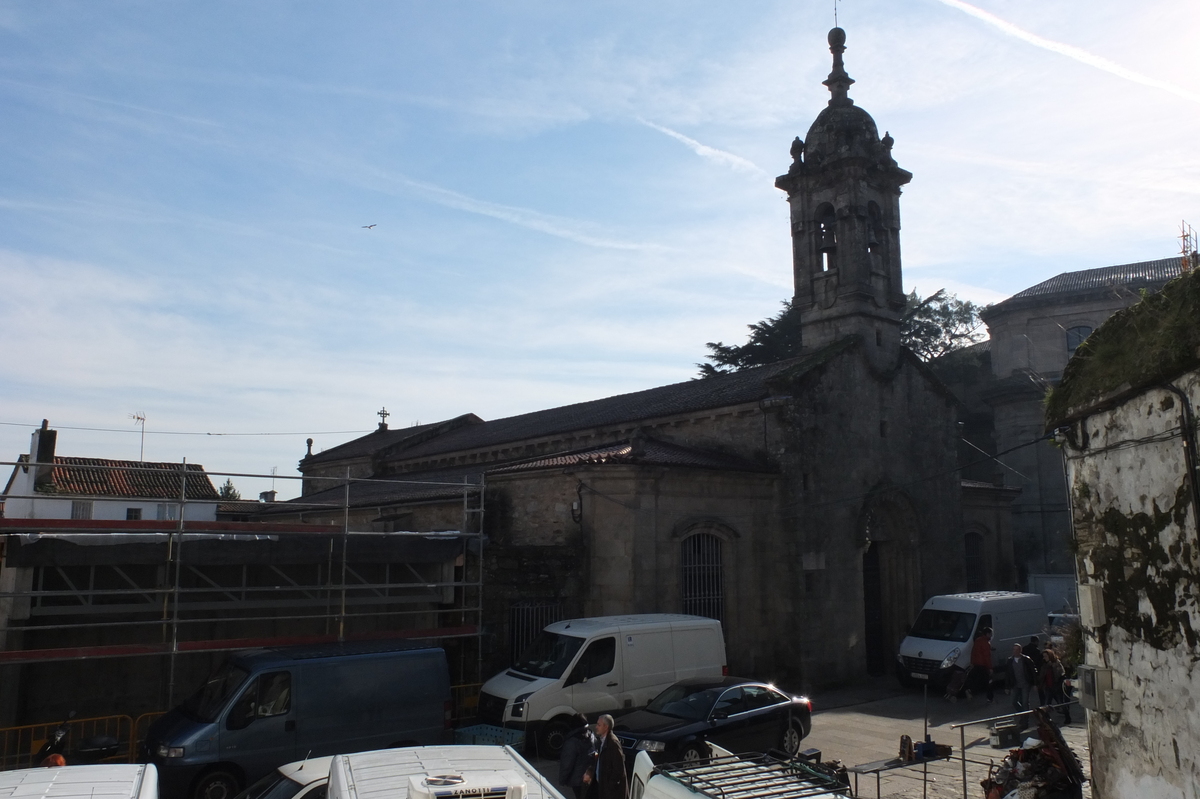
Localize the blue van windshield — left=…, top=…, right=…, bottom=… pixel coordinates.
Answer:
left=909, top=610, right=977, bottom=642
left=512, top=632, right=585, bottom=679
left=179, top=662, right=250, bottom=722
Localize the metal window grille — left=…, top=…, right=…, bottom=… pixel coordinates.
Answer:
left=70, top=500, right=93, bottom=520
left=681, top=533, right=723, bottom=622
left=964, top=532, right=986, bottom=592
left=509, top=600, right=563, bottom=661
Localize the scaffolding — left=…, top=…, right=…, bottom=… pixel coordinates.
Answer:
left=0, top=459, right=486, bottom=723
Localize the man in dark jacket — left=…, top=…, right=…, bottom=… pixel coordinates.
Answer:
left=559, top=713, right=597, bottom=799
left=1005, top=644, right=1037, bottom=712
left=584, top=714, right=627, bottom=799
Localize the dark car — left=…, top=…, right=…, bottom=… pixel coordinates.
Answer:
left=613, top=677, right=812, bottom=764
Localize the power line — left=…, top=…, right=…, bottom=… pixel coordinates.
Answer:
left=0, top=420, right=373, bottom=437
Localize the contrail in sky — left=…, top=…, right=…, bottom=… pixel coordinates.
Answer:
left=638, top=118, right=766, bottom=175
left=935, top=0, right=1200, bottom=105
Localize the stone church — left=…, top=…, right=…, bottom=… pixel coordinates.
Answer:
left=276, top=29, right=1004, bottom=690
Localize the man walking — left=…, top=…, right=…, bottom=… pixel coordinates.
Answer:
left=967, top=627, right=994, bottom=703
left=584, top=714, right=628, bottom=799
left=1006, top=644, right=1037, bottom=712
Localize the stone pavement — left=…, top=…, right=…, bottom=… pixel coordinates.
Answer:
left=801, top=679, right=1090, bottom=799
left=524, top=678, right=1091, bottom=799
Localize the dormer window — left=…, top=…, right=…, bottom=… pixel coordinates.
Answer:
left=1066, top=326, right=1093, bottom=354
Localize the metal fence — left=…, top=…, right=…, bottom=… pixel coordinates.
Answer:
left=0, top=714, right=134, bottom=771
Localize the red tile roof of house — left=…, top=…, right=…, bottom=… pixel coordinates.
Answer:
left=37, top=457, right=220, bottom=501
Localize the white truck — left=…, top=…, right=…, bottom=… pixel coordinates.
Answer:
left=0, top=765, right=158, bottom=799
left=478, top=614, right=726, bottom=754
left=629, top=745, right=848, bottom=799
left=327, top=745, right=565, bottom=799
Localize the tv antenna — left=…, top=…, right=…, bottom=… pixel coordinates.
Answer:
left=834, top=0, right=840, bottom=27
left=129, top=413, right=146, bottom=461
left=1181, top=220, right=1197, bottom=272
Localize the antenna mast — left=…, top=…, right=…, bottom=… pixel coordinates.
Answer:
left=1181, top=220, right=1197, bottom=272
left=129, top=413, right=146, bottom=461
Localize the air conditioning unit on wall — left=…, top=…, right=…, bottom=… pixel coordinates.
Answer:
left=1077, top=665, right=1123, bottom=713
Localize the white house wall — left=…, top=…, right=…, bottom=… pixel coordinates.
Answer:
left=1062, top=369, right=1200, bottom=799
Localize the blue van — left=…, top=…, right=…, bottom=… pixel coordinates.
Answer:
left=142, top=641, right=451, bottom=799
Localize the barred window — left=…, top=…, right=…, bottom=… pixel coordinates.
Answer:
left=681, top=533, right=723, bottom=622
left=70, top=500, right=93, bottom=520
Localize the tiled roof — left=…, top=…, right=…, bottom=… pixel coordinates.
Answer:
left=281, top=463, right=485, bottom=511
left=303, top=416, right=482, bottom=466
left=324, top=338, right=858, bottom=467
left=490, top=437, right=768, bottom=474
left=1007, top=257, right=1181, bottom=302
left=36, top=458, right=219, bottom=501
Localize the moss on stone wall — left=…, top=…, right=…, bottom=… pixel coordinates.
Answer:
left=1046, top=265, right=1200, bottom=426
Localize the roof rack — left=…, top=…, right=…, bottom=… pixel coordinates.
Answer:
left=650, top=752, right=849, bottom=799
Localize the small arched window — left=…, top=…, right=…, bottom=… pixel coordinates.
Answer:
left=681, top=533, right=723, bottom=622
left=964, top=532, right=986, bottom=592
left=1066, top=326, right=1092, bottom=354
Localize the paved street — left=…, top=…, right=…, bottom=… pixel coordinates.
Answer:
left=525, top=679, right=1091, bottom=799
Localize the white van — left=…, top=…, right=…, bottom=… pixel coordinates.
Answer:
left=629, top=744, right=847, bottom=799
left=0, top=764, right=158, bottom=799
left=895, top=592, right=1046, bottom=686
left=477, top=614, right=726, bottom=753
left=327, top=746, right=565, bottom=799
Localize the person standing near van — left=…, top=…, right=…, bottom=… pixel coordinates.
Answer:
left=559, top=713, right=598, bottom=799
left=584, top=714, right=627, bottom=799
left=1006, top=644, right=1037, bottom=712
left=1025, top=637, right=1045, bottom=704
left=967, top=627, right=994, bottom=703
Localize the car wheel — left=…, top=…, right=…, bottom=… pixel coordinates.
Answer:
left=681, top=743, right=709, bottom=762
left=192, top=770, right=240, bottom=799
left=541, top=717, right=572, bottom=758
left=780, top=721, right=806, bottom=756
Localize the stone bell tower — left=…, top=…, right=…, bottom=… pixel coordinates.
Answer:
left=775, top=28, right=912, bottom=359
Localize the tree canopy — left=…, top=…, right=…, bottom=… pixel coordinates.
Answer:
left=218, top=478, right=241, bottom=501
left=697, top=290, right=986, bottom=377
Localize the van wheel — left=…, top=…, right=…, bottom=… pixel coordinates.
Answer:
left=681, top=743, right=709, bottom=762
left=192, top=769, right=240, bottom=799
left=781, top=722, right=804, bottom=756
left=541, top=718, right=572, bottom=758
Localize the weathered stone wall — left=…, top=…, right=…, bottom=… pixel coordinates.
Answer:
left=1059, top=370, right=1200, bottom=798
left=772, top=343, right=963, bottom=685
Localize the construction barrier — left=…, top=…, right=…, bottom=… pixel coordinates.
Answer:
left=0, top=714, right=134, bottom=772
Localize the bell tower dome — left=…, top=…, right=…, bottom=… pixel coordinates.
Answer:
left=775, top=28, right=912, bottom=358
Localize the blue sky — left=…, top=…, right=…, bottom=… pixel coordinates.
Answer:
left=1, top=0, right=1197, bottom=499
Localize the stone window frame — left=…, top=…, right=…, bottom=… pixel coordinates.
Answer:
left=1065, top=324, right=1094, bottom=354
left=964, top=528, right=988, bottom=592
left=672, top=518, right=738, bottom=626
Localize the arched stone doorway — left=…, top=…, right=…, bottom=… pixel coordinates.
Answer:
left=859, top=490, right=922, bottom=676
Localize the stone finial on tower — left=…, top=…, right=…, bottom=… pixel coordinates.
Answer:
left=823, top=27, right=855, bottom=107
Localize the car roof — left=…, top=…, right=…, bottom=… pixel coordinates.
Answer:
left=671, top=676, right=769, bottom=690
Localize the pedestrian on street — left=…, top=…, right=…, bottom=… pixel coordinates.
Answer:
left=559, top=713, right=598, bottom=799
left=1025, top=637, right=1046, bottom=705
left=1005, top=644, right=1037, bottom=712
left=966, top=627, right=994, bottom=703
left=1043, top=650, right=1072, bottom=724
left=584, top=714, right=628, bottom=799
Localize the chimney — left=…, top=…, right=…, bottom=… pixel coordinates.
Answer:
left=31, top=419, right=57, bottom=490
left=259, top=490, right=277, bottom=504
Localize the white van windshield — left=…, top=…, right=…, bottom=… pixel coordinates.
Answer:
left=512, top=632, right=585, bottom=678
left=909, top=610, right=976, bottom=642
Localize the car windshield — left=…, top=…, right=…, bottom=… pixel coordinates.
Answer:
left=512, top=632, right=585, bottom=679
left=909, top=610, right=977, bottom=642
left=646, top=684, right=725, bottom=721
left=235, top=772, right=309, bottom=799
left=179, top=662, right=250, bottom=722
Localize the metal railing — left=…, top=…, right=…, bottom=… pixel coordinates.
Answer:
left=947, top=701, right=1080, bottom=799
left=0, top=714, right=134, bottom=772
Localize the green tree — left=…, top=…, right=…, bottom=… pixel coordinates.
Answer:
left=218, top=478, right=241, bottom=501
left=697, top=290, right=985, bottom=376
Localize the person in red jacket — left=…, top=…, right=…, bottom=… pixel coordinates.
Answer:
left=967, top=627, right=995, bottom=703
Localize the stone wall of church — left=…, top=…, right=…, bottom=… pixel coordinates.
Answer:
left=767, top=343, right=963, bottom=688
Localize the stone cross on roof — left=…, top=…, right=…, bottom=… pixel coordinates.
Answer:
left=377, top=407, right=390, bottom=430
